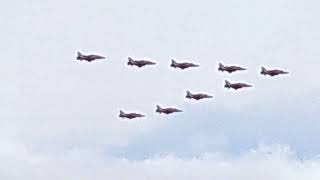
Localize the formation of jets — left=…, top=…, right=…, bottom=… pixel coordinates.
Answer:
left=75, top=51, right=290, bottom=120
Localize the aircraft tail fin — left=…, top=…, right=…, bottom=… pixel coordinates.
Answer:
left=128, top=57, right=135, bottom=63
left=186, top=91, right=192, bottom=96
left=120, top=110, right=125, bottom=116
left=127, top=57, right=134, bottom=65
left=171, top=59, right=177, bottom=67
left=218, top=62, right=225, bottom=71
left=156, top=105, right=162, bottom=112
left=225, top=80, right=231, bottom=86
left=77, top=51, right=83, bottom=59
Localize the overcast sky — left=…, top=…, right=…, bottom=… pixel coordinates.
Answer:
left=1, top=0, right=320, bottom=179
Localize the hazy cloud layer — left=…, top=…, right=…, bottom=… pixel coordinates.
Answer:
left=1, top=143, right=320, bottom=180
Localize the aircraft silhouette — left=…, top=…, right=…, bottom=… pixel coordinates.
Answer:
left=171, top=59, right=199, bottom=70
left=76, top=52, right=106, bottom=62
left=127, top=57, right=156, bottom=68
left=186, top=91, right=213, bottom=100
left=119, top=110, right=145, bottom=119
left=224, top=80, right=253, bottom=90
left=218, top=63, right=246, bottom=73
left=156, top=105, right=183, bottom=114
left=260, top=66, right=289, bottom=76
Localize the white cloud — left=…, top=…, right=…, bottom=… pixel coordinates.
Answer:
left=1, top=143, right=320, bottom=180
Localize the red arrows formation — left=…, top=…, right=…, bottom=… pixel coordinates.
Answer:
left=76, top=51, right=289, bottom=120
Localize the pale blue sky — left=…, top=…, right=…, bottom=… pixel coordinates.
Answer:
left=1, top=0, right=320, bottom=179
left=115, top=101, right=319, bottom=160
